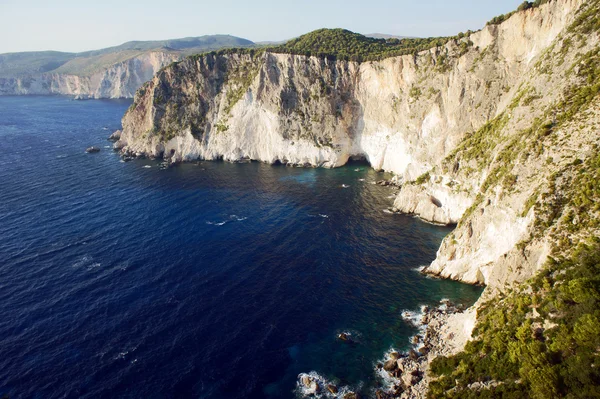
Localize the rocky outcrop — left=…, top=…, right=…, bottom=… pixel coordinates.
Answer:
left=115, top=0, right=597, bottom=291
left=0, top=51, right=179, bottom=99
left=117, top=0, right=582, bottom=182
left=112, top=1, right=600, bottom=397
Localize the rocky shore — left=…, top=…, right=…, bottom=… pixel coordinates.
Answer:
left=373, top=300, right=474, bottom=399
left=296, top=300, right=474, bottom=399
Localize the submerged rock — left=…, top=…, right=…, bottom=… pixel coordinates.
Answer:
left=85, top=146, right=100, bottom=153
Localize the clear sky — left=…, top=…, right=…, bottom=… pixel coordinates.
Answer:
left=0, top=0, right=524, bottom=54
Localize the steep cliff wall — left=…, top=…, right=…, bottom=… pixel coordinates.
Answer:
left=117, top=0, right=582, bottom=184
left=114, top=0, right=596, bottom=296
left=394, top=0, right=598, bottom=291
left=0, top=51, right=179, bottom=99
left=112, top=1, right=600, bottom=396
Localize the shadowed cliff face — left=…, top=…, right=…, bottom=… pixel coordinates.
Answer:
left=116, top=0, right=596, bottom=294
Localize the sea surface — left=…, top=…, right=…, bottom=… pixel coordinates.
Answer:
left=0, top=96, right=482, bottom=399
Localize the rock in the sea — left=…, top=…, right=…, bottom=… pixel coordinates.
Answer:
left=301, top=375, right=311, bottom=388
left=343, top=392, right=360, bottom=399
left=383, top=359, right=397, bottom=372
left=108, top=130, right=121, bottom=141
left=338, top=332, right=352, bottom=342
left=327, top=384, right=338, bottom=394
left=85, top=146, right=100, bottom=153
left=300, top=376, right=320, bottom=393
left=389, top=351, right=400, bottom=360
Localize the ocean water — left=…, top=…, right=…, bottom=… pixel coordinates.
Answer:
left=0, top=96, right=482, bottom=399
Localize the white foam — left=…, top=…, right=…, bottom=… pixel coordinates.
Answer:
left=341, top=184, right=350, bottom=188
left=319, top=214, right=329, bottom=218
left=143, top=165, right=152, bottom=168
left=382, top=209, right=393, bottom=214
left=206, top=221, right=227, bottom=226
left=401, top=305, right=427, bottom=328
left=295, top=371, right=359, bottom=398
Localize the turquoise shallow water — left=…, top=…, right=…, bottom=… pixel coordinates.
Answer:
left=0, top=96, right=482, bottom=398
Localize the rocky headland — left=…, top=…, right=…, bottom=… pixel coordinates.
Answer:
left=113, top=0, right=600, bottom=396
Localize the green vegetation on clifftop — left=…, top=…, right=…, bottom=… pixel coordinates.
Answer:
left=268, top=29, right=470, bottom=62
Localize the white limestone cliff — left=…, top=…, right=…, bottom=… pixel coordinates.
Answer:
left=0, top=51, right=179, bottom=99
left=116, top=0, right=596, bottom=296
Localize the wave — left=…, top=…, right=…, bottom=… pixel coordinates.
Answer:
left=341, top=184, right=350, bottom=189
left=206, top=215, right=248, bottom=226
left=401, top=305, right=427, bottom=328
left=143, top=165, right=152, bottom=169
left=296, top=371, right=360, bottom=398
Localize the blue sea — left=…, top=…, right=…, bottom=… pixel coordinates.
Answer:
left=0, top=96, right=482, bottom=398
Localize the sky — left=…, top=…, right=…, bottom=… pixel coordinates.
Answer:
left=0, top=0, right=524, bottom=54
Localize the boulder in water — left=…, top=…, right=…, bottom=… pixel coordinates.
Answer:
left=85, top=146, right=100, bottom=153
left=383, top=359, right=397, bottom=372
left=338, top=332, right=353, bottom=343
left=327, top=384, right=338, bottom=394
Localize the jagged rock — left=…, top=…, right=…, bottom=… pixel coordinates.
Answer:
left=327, top=384, right=338, bottom=394
left=402, top=373, right=420, bottom=387
left=343, top=392, right=360, bottom=399
left=300, top=376, right=320, bottom=393
left=396, top=360, right=405, bottom=373
left=389, top=351, right=400, bottom=360
left=301, top=376, right=311, bottom=388
left=338, top=332, right=352, bottom=342
left=375, top=389, right=390, bottom=399
left=383, top=359, right=397, bottom=372
left=408, top=349, right=420, bottom=361
left=108, top=130, right=122, bottom=141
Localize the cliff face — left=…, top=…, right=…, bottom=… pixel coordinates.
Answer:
left=116, top=0, right=596, bottom=296
left=0, top=51, right=179, bottom=99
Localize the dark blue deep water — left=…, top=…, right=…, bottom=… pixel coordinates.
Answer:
left=0, top=96, right=482, bottom=399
